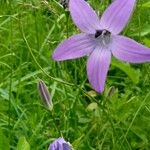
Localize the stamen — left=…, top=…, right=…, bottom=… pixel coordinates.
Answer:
left=94, top=29, right=112, bottom=47
left=95, top=29, right=111, bottom=38
left=95, top=30, right=103, bottom=38
left=103, top=30, right=111, bottom=36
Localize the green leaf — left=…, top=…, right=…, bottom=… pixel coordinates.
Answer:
left=143, top=38, right=150, bottom=47
left=141, top=1, right=150, bottom=8
left=72, top=135, right=85, bottom=149
left=50, top=0, right=65, bottom=15
left=112, top=59, right=140, bottom=84
left=0, top=129, right=9, bottom=150
left=0, top=88, right=9, bottom=100
left=130, top=25, right=150, bottom=37
left=17, top=137, right=30, bottom=150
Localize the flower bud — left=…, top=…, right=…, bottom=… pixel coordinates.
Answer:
left=38, top=80, right=53, bottom=110
left=107, top=86, right=116, bottom=97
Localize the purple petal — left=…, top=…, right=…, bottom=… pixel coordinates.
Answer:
left=69, top=0, right=101, bottom=34
left=111, top=35, right=150, bottom=63
left=53, top=34, right=96, bottom=61
left=48, top=137, right=71, bottom=150
left=87, top=47, right=111, bottom=93
left=100, top=0, right=136, bottom=34
left=63, top=143, right=71, bottom=150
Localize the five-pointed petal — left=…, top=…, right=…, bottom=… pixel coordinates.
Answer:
left=53, top=34, right=96, bottom=61
left=100, top=0, right=136, bottom=34
left=87, top=47, right=111, bottom=93
left=69, top=0, right=101, bottom=33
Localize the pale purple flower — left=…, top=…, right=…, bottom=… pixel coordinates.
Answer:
left=52, top=0, right=150, bottom=93
left=48, top=137, right=72, bottom=150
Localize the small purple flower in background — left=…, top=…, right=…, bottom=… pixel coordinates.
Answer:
left=48, top=137, right=72, bottom=150
left=60, top=0, right=87, bottom=9
left=38, top=80, right=53, bottom=110
left=53, top=0, right=150, bottom=93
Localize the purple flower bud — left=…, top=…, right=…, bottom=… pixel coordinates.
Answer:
left=38, top=80, right=53, bottom=110
left=48, top=137, right=72, bottom=150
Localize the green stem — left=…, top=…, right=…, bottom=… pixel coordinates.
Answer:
left=51, top=110, right=63, bottom=137
left=65, top=11, right=69, bottom=38
left=21, top=28, right=73, bottom=86
left=8, top=0, right=13, bottom=141
left=8, top=69, right=12, bottom=136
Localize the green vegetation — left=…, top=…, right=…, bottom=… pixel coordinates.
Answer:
left=0, top=0, right=150, bottom=149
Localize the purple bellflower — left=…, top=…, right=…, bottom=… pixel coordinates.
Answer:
left=48, top=137, right=72, bottom=150
left=52, top=0, right=150, bottom=93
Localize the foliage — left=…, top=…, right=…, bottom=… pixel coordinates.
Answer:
left=0, top=0, right=150, bottom=149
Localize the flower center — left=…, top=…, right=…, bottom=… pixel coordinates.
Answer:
left=94, top=29, right=111, bottom=47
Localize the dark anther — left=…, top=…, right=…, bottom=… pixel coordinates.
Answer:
left=95, top=29, right=111, bottom=38
left=95, top=30, right=103, bottom=38
left=103, top=30, right=111, bottom=36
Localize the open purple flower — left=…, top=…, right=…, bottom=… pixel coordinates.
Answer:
left=52, top=0, right=150, bottom=93
left=48, top=137, right=72, bottom=150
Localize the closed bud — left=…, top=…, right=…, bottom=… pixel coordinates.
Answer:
left=107, top=86, right=116, bottom=97
left=38, top=80, right=53, bottom=110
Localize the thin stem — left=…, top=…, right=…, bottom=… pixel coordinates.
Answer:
left=8, top=69, right=12, bottom=136
left=65, top=11, right=69, bottom=38
left=8, top=1, right=13, bottom=141
left=51, top=110, right=63, bottom=137
left=21, top=27, right=73, bottom=86
left=119, top=92, right=150, bottom=149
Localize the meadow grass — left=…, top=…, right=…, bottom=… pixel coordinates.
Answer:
left=0, top=0, right=150, bottom=149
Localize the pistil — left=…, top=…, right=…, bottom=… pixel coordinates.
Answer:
left=94, top=29, right=111, bottom=47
